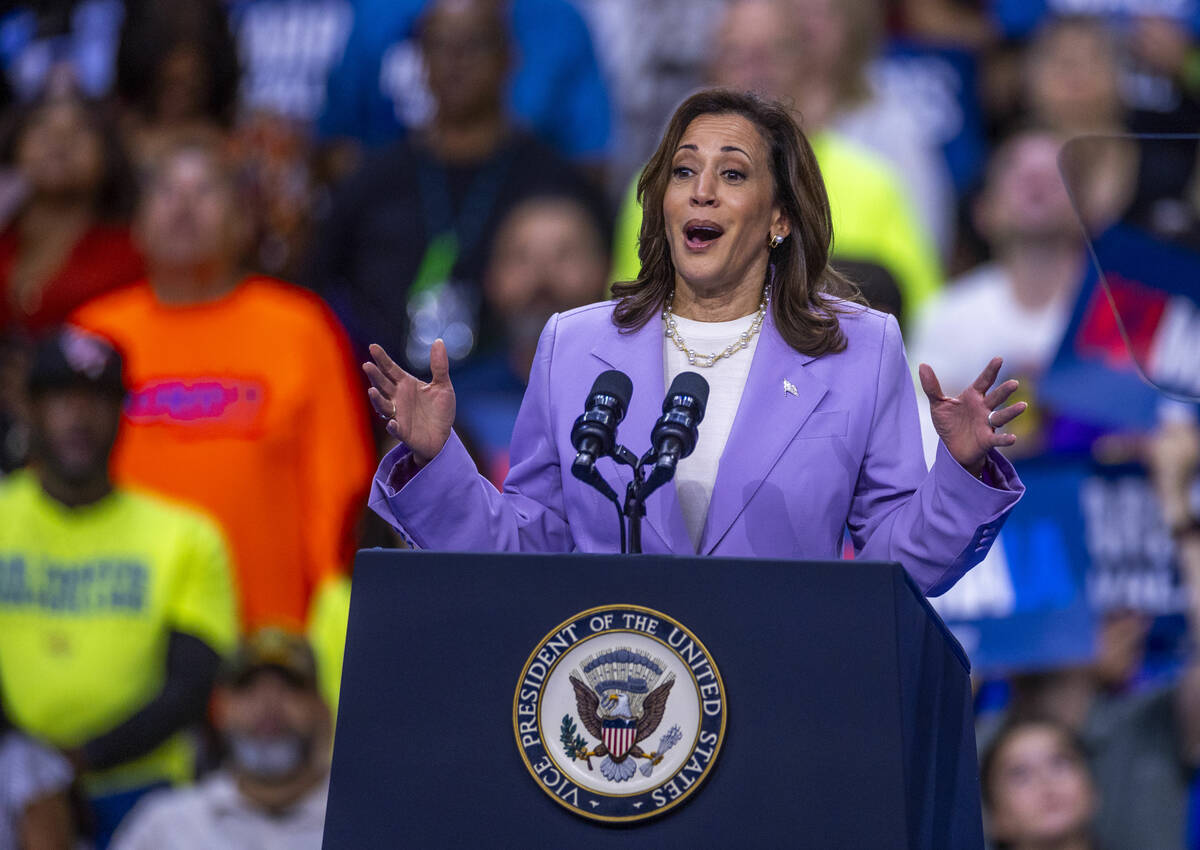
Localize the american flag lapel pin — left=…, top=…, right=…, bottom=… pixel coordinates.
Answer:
left=783, top=379, right=798, bottom=397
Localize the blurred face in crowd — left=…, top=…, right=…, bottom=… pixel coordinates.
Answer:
left=987, top=723, right=1096, bottom=846
left=710, top=0, right=799, bottom=98
left=789, top=0, right=847, bottom=80
left=485, top=198, right=609, bottom=378
left=1027, top=22, right=1122, bottom=132
left=155, top=44, right=212, bottom=124
left=137, top=147, right=244, bottom=273
left=420, top=0, right=509, bottom=125
left=977, top=133, right=1078, bottom=246
left=664, top=113, right=789, bottom=302
left=30, top=387, right=121, bottom=488
left=216, top=669, right=330, bottom=784
left=16, top=99, right=104, bottom=201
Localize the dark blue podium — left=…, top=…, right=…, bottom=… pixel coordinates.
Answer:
left=323, top=551, right=983, bottom=849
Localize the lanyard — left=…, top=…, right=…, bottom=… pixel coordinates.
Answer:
left=411, top=141, right=517, bottom=296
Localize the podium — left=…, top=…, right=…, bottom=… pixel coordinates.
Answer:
left=323, top=551, right=983, bottom=849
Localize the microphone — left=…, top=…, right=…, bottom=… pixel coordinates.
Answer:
left=570, top=370, right=633, bottom=487
left=644, top=372, right=709, bottom=494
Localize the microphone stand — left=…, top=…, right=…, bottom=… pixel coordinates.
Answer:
left=574, top=444, right=646, bottom=554
left=610, top=446, right=646, bottom=553
left=612, top=446, right=676, bottom=555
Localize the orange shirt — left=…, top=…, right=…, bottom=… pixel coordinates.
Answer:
left=73, top=277, right=374, bottom=630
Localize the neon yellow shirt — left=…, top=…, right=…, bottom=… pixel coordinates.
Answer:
left=307, top=573, right=351, bottom=720
left=611, top=130, right=942, bottom=323
left=0, top=470, right=238, bottom=795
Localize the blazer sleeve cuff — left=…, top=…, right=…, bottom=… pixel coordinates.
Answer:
left=932, top=441, right=1024, bottom=517
left=368, top=432, right=477, bottom=545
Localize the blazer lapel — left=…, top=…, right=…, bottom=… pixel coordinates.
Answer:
left=699, top=313, right=828, bottom=554
left=589, top=318, right=693, bottom=554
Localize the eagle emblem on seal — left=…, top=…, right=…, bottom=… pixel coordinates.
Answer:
left=562, top=647, right=679, bottom=782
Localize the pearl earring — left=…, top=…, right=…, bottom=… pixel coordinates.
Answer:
left=769, top=234, right=784, bottom=249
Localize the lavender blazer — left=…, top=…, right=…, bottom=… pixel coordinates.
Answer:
left=370, top=301, right=1024, bottom=595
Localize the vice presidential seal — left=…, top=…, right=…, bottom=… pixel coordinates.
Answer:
left=512, top=604, right=726, bottom=823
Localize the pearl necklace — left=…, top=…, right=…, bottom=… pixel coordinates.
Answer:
left=663, top=287, right=769, bottom=368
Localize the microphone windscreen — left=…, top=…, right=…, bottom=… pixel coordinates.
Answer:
left=667, top=371, right=709, bottom=416
left=589, top=369, right=633, bottom=416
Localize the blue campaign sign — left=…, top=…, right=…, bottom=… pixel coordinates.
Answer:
left=935, top=459, right=1096, bottom=674
left=1041, top=223, right=1200, bottom=431
left=934, top=456, right=1181, bottom=674
left=876, top=41, right=987, bottom=195
left=990, top=0, right=1200, bottom=40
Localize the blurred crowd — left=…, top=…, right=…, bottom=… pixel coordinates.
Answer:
left=0, top=0, right=1197, bottom=847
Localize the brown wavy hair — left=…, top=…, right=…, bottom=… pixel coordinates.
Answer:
left=612, top=89, right=861, bottom=357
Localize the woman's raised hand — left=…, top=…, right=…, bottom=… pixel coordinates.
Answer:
left=364, top=340, right=456, bottom=468
left=919, top=357, right=1027, bottom=477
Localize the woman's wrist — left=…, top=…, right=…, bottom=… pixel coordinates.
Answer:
left=411, top=435, right=450, bottom=469
left=965, top=454, right=988, bottom=480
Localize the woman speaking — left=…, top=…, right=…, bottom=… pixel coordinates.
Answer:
left=364, top=90, right=1025, bottom=596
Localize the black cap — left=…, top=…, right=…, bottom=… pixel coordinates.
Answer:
left=28, top=326, right=126, bottom=399
left=223, top=627, right=320, bottom=691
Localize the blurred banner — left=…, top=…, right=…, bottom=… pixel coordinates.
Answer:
left=931, top=458, right=1095, bottom=675
left=933, top=458, right=1182, bottom=675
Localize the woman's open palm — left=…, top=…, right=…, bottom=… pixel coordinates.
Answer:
left=364, top=340, right=455, bottom=467
left=919, top=357, right=1026, bottom=476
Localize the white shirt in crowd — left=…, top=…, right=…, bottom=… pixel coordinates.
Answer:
left=664, top=311, right=761, bottom=552
left=908, top=262, right=1073, bottom=468
left=111, top=770, right=329, bottom=850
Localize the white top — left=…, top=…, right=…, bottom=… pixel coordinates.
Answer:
left=664, top=312, right=761, bottom=552
left=111, top=770, right=329, bottom=850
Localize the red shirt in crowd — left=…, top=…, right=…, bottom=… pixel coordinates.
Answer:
left=0, top=224, right=144, bottom=335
